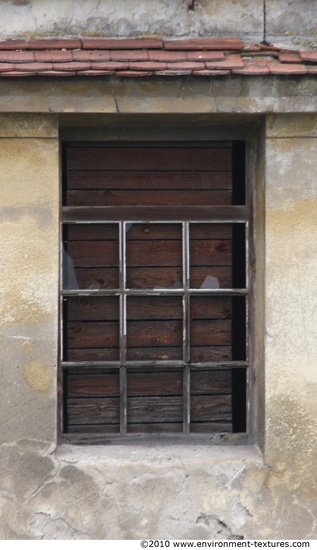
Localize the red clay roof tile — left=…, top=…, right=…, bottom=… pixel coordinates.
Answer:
left=0, top=40, right=28, bottom=50
left=110, top=50, right=148, bottom=61
left=82, top=38, right=162, bottom=49
left=206, top=54, right=244, bottom=70
left=15, top=62, right=53, bottom=72
left=28, top=38, right=81, bottom=49
left=0, top=38, right=315, bottom=78
left=186, top=51, right=225, bottom=61
left=73, top=50, right=111, bottom=62
left=34, top=50, right=73, bottom=62
left=268, top=62, right=307, bottom=74
left=278, top=52, right=301, bottom=63
left=90, top=61, right=129, bottom=70
left=52, top=61, right=91, bottom=71
left=163, top=38, right=243, bottom=50
left=148, top=50, right=187, bottom=62
left=0, top=51, right=34, bottom=63
left=115, top=70, right=154, bottom=77
left=299, top=50, right=317, bottom=62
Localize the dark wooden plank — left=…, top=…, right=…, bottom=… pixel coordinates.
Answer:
left=65, top=267, right=118, bottom=289
left=190, top=422, right=232, bottom=433
left=67, top=189, right=231, bottom=207
left=67, top=397, right=120, bottom=424
left=128, top=372, right=183, bottom=396
left=67, top=170, right=232, bottom=190
left=67, top=147, right=232, bottom=171
left=67, top=296, right=119, bottom=321
left=126, top=347, right=183, bottom=361
left=67, top=223, right=118, bottom=241
left=62, top=205, right=248, bottom=222
left=190, top=240, right=231, bottom=266
left=67, top=371, right=183, bottom=398
left=190, top=223, right=232, bottom=239
left=67, top=222, right=232, bottom=241
left=127, top=223, right=182, bottom=240
left=190, top=297, right=232, bottom=320
left=191, top=319, right=231, bottom=346
left=190, top=266, right=232, bottom=288
left=126, top=266, right=232, bottom=289
left=127, top=396, right=183, bottom=423
left=127, top=320, right=183, bottom=347
left=127, top=423, right=183, bottom=434
left=66, top=348, right=119, bottom=361
left=191, top=370, right=232, bottom=394
left=127, top=267, right=183, bottom=289
left=127, top=241, right=182, bottom=267
left=191, top=395, right=232, bottom=422
left=67, top=321, right=119, bottom=348
left=67, top=425, right=120, bottom=434
left=68, top=373, right=120, bottom=397
left=66, top=241, right=118, bottom=267
left=127, top=296, right=183, bottom=320
left=190, top=346, right=232, bottom=362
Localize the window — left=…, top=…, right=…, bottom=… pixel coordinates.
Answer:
left=60, top=140, right=249, bottom=442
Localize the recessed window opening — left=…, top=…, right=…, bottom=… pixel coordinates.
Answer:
left=60, top=140, right=249, bottom=441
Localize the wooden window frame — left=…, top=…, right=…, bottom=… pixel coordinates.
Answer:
left=59, top=136, right=253, bottom=446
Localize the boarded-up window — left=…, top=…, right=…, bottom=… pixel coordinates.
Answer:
left=61, top=141, right=248, bottom=441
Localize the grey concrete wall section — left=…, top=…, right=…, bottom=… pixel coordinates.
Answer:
left=0, top=0, right=316, bottom=48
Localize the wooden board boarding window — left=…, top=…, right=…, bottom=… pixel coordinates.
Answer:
left=61, top=141, right=248, bottom=441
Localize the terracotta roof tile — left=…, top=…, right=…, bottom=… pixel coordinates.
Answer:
left=129, top=61, right=167, bottom=71
left=110, top=50, right=148, bottom=61
left=299, top=50, right=317, bottom=62
left=38, top=71, right=77, bottom=77
left=0, top=62, right=15, bottom=72
left=15, top=62, right=53, bottom=72
left=148, top=50, right=187, bottom=62
left=0, top=40, right=27, bottom=50
left=82, top=38, right=162, bottom=50
left=115, top=70, right=154, bottom=77
left=0, top=51, right=34, bottom=63
left=0, top=38, right=315, bottom=78
left=163, top=38, right=243, bottom=50
left=28, top=38, right=81, bottom=49
left=268, top=62, right=307, bottom=74
left=186, top=51, right=225, bottom=61
left=90, top=61, right=129, bottom=70
left=73, top=50, right=111, bottom=62
left=34, top=50, right=73, bottom=62
left=52, top=61, right=91, bottom=71
left=278, top=52, right=301, bottom=63
left=206, top=54, right=244, bottom=70
left=192, top=69, right=230, bottom=76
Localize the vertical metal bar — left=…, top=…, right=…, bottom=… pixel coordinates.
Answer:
left=119, top=221, right=127, bottom=435
left=183, top=222, right=190, bottom=434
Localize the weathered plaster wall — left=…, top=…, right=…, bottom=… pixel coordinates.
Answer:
left=0, top=114, right=59, bottom=443
left=0, top=111, right=317, bottom=539
left=0, top=0, right=316, bottom=49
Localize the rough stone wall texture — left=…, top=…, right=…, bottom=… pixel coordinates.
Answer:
left=0, top=0, right=316, bottom=49
left=0, top=111, right=316, bottom=539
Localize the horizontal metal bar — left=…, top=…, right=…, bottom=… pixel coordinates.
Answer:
left=62, top=288, right=248, bottom=297
left=62, top=205, right=248, bottom=223
left=61, top=360, right=248, bottom=370
left=61, top=361, right=121, bottom=369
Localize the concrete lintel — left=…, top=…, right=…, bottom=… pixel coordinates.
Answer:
left=0, top=77, right=317, bottom=115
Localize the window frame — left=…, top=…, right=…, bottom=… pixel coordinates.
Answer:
left=59, top=129, right=256, bottom=446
